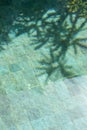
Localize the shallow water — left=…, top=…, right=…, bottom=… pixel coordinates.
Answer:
left=0, top=1, right=87, bottom=130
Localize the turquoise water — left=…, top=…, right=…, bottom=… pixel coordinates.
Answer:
left=0, top=1, right=87, bottom=130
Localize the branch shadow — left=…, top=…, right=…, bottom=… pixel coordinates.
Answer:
left=31, top=2, right=87, bottom=82
left=0, top=0, right=87, bottom=83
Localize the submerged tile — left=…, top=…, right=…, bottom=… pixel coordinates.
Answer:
left=9, top=64, right=21, bottom=72
left=0, top=65, right=9, bottom=75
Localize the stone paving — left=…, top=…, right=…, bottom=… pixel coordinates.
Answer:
left=0, top=75, right=87, bottom=130
left=0, top=33, right=87, bottom=130
left=0, top=33, right=43, bottom=93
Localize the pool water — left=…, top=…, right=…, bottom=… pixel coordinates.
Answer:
left=0, top=1, right=87, bottom=130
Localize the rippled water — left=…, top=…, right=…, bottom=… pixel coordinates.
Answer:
left=0, top=1, right=87, bottom=130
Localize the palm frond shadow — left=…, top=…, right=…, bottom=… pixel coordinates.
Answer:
left=0, top=0, right=87, bottom=82
left=0, top=46, right=5, bottom=51
left=32, top=5, right=87, bottom=82
left=0, top=0, right=48, bottom=49
left=0, top=0, right=86, bottom=47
